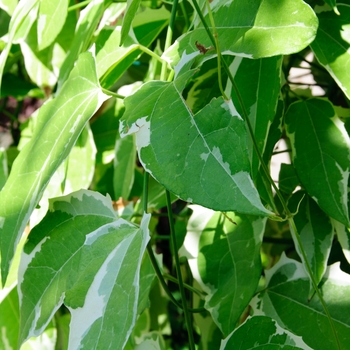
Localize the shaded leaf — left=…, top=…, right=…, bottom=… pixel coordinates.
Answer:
left=120, top=77, right=273, bottom=216
left=311, top=4, right=350, bottom=98
left=333, top=219, right=350, bottom=264
left=278, top=163, right=299, bottom=194
left=0, top=51, right=109, bottom=283
left=182, top=205, right=266, bottom=336
left=285, top=98, right=350, bottom=226
left=252, top=254, right=350, bottom=349
left=0, top=148, right=7, bottom=190
left=289, top=191, right=334, bottom=292
left=220, top=316, right=311, bottom=350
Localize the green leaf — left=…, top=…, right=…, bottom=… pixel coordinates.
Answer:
left=120, top=77, right=273, bottom=216
left=57, top=0, right=104, bottom=89
left=0, top=0, right=39, bottom=93
left=164, top=0, right=318, bottom=68
left=182, top=205, right=266, bottom=336
left=37, top=0, right=68, bottom=50
left=289, top=191, right=334, bottom=292
left=311, top=4, right=350, bottom=99
left=0, top=287, right=19, bottom=350
left=120, top=0, right=142, bottom=44
left=252, top=254, right=350, bottom=350
left=0, top=51, right=109, bottom=284
left=0, top=147, right=8, bottom=190
left=0, top=0, right=17, bottom=15
left=333, top=219, right=350, bottom=264
left=227, top=55, right=282, bottom=180
left=20, top=20, right=57, bottom=88
left=18, top=189, right=150, bottom=349
left=220, top=316, right=311, bottom=350
left=114, top=134, right=136, bottom=199
left=285, top=98, right=350, bottom=226
left=278, top=163, right=300, bottom=194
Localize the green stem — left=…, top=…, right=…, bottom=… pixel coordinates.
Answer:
left=191, top=0, right=341, bottom=347
left=101, top=88, right=125, bottom=99
left=163, top=273, right=206, bottom=298
left=68, top=0, right=92, bottom=12
left=205, top=0, right=229, bottom=100
left=160, top=0, right=179, bottom=80
left=166, top=190, right=196, bottom=349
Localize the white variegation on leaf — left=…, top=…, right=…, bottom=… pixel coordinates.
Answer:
left=0, top=52, right=109, bottom=284
left=181, top=205, right=266, bottom=336
left=251, top=253, right=350, bottom=349
left=120, top=75, right=273, bottom=217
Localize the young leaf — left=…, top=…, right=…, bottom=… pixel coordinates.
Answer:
left=37, top=0, right=68, bottom=50
left=120, top=77, right=273, bottom=216
left=182, top=205, right=266, bottom=336
left=289, top=191, right=334, bottom=293
left=164, top=0, right=318, bottom=67
left=285, top=98, right=350, bottom=227
left=0, top=52, right=109, bottom=284
left=311, top=4, right=350, bottom=98
left=220, top=316, right=311, bottom=350
left=252, top=254, right=350, bottom=349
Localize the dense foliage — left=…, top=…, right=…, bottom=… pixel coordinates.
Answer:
left=0, top=0, right=350, bottom=349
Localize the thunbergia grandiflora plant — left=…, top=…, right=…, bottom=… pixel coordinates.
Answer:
left=0, top=0, right=349, bottom=349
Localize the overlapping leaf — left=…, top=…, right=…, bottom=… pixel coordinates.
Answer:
left=220, top=316, right=311, bottom=350
left=311, top=4, right=350, bottom=99
left=120, top=74, right=273, bottom=216
left=289, top=191, right=334, bottom=292
left=285, top=99, right=350, bottom=226
left=182, top=205, right=266, bottom=336
left=252, top=254, right=350, bottom=349
left=18, top=190, right=150, bottom=349
left=0, top=52, right=109, bottom=283
left=164, top=0, right=318, bottom=68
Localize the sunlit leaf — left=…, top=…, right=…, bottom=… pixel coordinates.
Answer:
left=0, top=148, right=7, bottom=190
left=120, top=0, right=141, bottom=44
left=0, top=52, right=109, bottom=284
left=285, top=98, right=350, bottom=226
left=57, top=0, right=104, bottom=89
left=18, top=190, right=150, bottom=349
left=311, top=4, right=350, bottom=98
left=164, top=0, right=318, bottom=68
left=220, top=316, right=311, bottom=350
left=120, top=76, right=273, bottom=216
left=182, top=205, right=266, bottom=336
left=252, top=254, right=350, bottom=349
left=0, top=0, right=17, bottom=15
left=37, top=0, right=68, bottom=50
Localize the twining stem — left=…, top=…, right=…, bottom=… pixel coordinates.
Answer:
left=166, top=190, right=196, bottom=350
left=191, top=0, right=341, bottom=347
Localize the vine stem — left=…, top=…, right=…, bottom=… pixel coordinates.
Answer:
left=166, top=190, right=196, bottom=350
left=191, top=0, right=341, bottom=347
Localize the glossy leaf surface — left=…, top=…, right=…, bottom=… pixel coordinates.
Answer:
left=120, top=76, right=273, bottom=216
